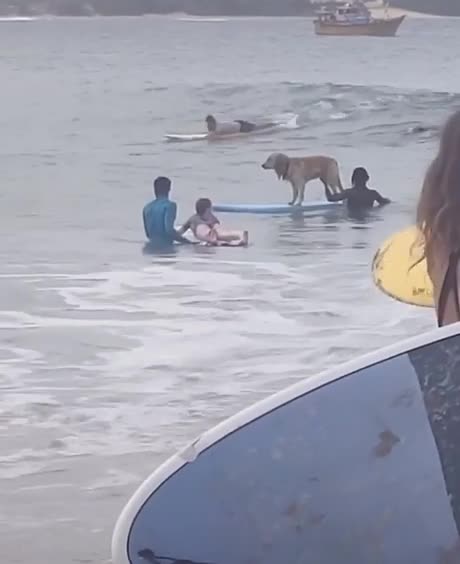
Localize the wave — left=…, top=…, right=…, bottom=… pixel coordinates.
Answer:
left=0, top=16, right=37, bottom=21
left=176, top=16, right=229, bottom=22
left=166, top=81, right=455, bottom=147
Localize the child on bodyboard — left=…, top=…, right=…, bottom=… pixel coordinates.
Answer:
left=179, top=198, right=248, bottom=247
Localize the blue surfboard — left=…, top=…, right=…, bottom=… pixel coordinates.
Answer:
left=212, top=201, right=341, bottom=214
left=112, top=323, right=460, bottom=564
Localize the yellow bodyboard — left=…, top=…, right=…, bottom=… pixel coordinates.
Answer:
left=372, top=225, right=434, bottom=308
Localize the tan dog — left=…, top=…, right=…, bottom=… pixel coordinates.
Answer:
left=262, top=152, right=343, bottom=205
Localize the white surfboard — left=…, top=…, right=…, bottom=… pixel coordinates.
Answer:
left=164, top=114, right=298, bottom=143
left=169, top=226, right=247, bottom=247
left=164, top=132, right=210, bottom=142
left=112, top=323, right=460, bottom=564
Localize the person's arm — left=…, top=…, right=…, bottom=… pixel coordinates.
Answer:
left=164, top=202, right=193, bottom=244
left=142, top=208, right=150, bottom=239
left=209, top=211, right=220, bottom=226
left=177, top=218, right=191, bottom=235
left=373, top=190, right=391, bottom=206
left=324, top=185, right=349, bottom=202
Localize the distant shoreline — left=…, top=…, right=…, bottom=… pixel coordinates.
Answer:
left=0, top=0, right=452, bottom=23
left=371, top=7, right=442, bottom=18
left=0, top=12, right=452, bottom=20
left=1, top=0, right=458, bottom=20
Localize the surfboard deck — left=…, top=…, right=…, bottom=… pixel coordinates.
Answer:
left=213, top=201, right=340, bottom=214
left=164, top=133, right=209, bottom=142
left=112, top=323, right=460, bottom=564
left=372, top=225, right=434, bottom=307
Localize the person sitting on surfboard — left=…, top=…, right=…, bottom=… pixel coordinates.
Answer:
left=179, top=198, right=248, bottom=246
left=324, top=167, right=390, bottom=211
left=142, top=176, right=192, bottom=245
left=205, top=115, right=275, bottom=135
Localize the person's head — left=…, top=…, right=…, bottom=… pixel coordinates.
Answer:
left=153, top=176, right=171, bottom=198
left=206, top=115, right=217, bottom=132
left=351, top=167, right=369, bottom=189
left=195, top=197, right=212, bottom=217
left=417, top=110, right=460, bottom=258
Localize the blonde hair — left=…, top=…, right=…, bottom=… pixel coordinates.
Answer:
left=417, top=110, right=460, bottom=260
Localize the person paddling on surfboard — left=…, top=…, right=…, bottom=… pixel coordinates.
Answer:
left=142, top=176, right=192, bottom=246
left=179, top=198, right=248, bottom=246
left=206, top=115, right=276, bottom=136
left=324, top=167, right=390, bottom=212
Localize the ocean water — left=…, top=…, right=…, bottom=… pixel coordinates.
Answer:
left=1, top=14, right=459, bottom=563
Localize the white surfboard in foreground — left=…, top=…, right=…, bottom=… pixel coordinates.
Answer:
left=112, top=322, right=460, bottom=564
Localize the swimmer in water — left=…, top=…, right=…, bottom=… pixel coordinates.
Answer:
left=206, top=115, right=275, bottom=135
left=179, top=198, right=248, bottom=246
left=324, top=167, right=390, bottom=212
left=142, top=176, right=192, bottom=245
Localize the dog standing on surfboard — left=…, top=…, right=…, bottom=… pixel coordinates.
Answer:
left=262, top=152, right=344, bottom=206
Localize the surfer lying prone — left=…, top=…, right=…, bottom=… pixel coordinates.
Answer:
left=206, top=114, right=276, bottom=135
left=324, top=167, right=390, bottom=212
left=179, top=198, right=248, bottom=246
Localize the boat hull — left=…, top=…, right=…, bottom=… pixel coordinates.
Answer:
left=314, top=14, right=405, bottom=37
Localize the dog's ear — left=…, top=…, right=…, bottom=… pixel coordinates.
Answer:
left=274, top=154, right=289, bottom=180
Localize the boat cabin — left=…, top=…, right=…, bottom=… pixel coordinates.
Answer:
left=315, top=1, right=372, bottom=24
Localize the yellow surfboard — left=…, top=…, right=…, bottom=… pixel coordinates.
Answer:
left=372, top=225, right=434, bottom=307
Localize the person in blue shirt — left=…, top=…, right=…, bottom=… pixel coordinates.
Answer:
left=142, top=176, right=191, bottom=245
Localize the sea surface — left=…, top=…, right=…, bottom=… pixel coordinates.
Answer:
left=1, top=14, right=459, bottom=563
